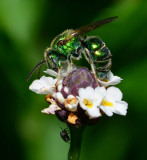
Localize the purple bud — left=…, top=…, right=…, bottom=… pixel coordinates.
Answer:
left=62, top=68, right=98, bottom=97
left=55, top=68, right=100, bottom=126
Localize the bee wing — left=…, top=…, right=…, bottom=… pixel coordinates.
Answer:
left=64, top=16, right=118, bottom=42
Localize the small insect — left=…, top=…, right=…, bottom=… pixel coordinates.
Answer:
left=27, top=16, right=118, bottom=84
left=60, top=127, right=70, bottom=142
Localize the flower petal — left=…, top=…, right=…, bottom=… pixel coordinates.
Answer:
left=100, top=105, right=114, bottom=116
left=95, top=87, right=106, bottom=97
left=86, top=107, right=101, bottom=118
left=84, top=86, right=95, bottom=99
left=65, top=95, right=78, bottom=112
left=78, top=88, right=88, bottom=99
left=29, top=76, right=56, bottom=94
left=44, top=69, right=58, bottom=77
left=114, top=101, right=128, bottom=116
left=41, top=105, right=56, bottom=114
left=44, top=63, right=77, bottom=78
left=56, top=92, right=65, bottom=104
left=94, top=87, right=106, bottom=104
left=41, top=103, right=60, bottom=114
left=78, top=96, right=87, bottom=110
left=44, top=68, right=66, bottom=78
left=106, top=87, right=123, bottom=101
left=97, top=71, right=122, bottom=87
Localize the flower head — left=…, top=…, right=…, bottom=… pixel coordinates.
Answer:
left=29, top=66, right=128, bottom=127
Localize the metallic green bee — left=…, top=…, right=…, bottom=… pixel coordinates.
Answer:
left=27, top=16, right=118, bottom=84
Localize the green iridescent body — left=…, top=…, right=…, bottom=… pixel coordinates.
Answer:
left=51, top=31, right=82, bottom=57
left=27, top=17, right=117, bottom=82
left=45, top=29, right=111, bottom=79
left=84, top=37, right=111, bottom=78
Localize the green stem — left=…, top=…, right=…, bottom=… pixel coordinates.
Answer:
left=68, top=125, right=85, bottom=160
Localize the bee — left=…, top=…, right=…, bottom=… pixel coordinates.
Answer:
left=27, top=17, right=118, bottom=84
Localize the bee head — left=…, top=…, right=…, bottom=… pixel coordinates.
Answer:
left=51, top=29, right=74, bottom=48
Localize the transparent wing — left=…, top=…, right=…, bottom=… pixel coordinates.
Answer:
left=63, top=16, right=118, bottom=43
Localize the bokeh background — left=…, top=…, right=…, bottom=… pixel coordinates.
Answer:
left=1, top=0, right=147, bottom=159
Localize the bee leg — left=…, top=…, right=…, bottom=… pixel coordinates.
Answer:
left=84, top=49, right=99, bottom=86
left=63, top=55, right=72, bottom=86
left=90, top=62, right=99, bottom=87
left=44, top=48, right=50, bottom=67
left=73, top=59, right=76, bottom=65
left=63, top=62, right=72, bottom=86
left=55, top=68, right=61, bottom=86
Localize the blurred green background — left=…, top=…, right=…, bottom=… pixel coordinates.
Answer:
left=1, top=0, right=147, bottom=159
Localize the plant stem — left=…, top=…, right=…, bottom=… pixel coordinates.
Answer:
left=68, top=125, right=85, bottom=160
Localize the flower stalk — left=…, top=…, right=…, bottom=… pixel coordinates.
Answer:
left=68, top=125, right=85, bottom=160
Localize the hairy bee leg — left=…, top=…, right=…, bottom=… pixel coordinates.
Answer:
left=63, top=62, right=72, bottom=86
left=55, top=68, right=61, bottom=86
left=44, top=48, right=50, bottom=67
left=90, top=62, right=99, bottom=86
left=91, top=44, right=106, bottom=85
left=63, top=55, right=72, bottom=85
left=73, top=59, right=76, bottom=65
left=84, top=48, right=99, bottom=86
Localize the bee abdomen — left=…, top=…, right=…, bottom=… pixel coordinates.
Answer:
left=95, top=58, right=112, bottom=72
left=94, top=47, right=112, bottom=76
left=84, top=37, right=111, bottom=61
left=84, top=37, right=112, bottom=78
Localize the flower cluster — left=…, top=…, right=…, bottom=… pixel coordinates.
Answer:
left=29, top=65, right=127, bottom=126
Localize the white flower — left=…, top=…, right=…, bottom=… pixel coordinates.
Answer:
left=57, top=83, right=63, bottom=92
left=41, top=102, right=61, bottom=115
left=64, top=87, right=69, bottom=94
left=97, top=71, right=122, bottom=87
left=56, top=92, right=65, bottom=104
left=65, top=95, right=78, bottom=112
left=77, top=86, right=106, bottom=118
left=100, top=86, right=128, bottom=116
left=44, top=63, right=77, bottom=78
left=29, top=76, right=56, bottom=95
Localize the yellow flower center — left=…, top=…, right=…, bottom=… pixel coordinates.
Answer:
left=83, top=98, right=93, bottom=108
left=65, top=98, right=77, bottom=106
left=68, top=113, right=78, bottom=124
left=102, top=79, right=109, bottom=82
left=101, top=99, right=113, bottom=107
left=45, top=94, right=54, bottom=103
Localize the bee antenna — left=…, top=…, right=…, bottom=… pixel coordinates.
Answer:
left=26, top=60, right=46, bottom=81
left=38, top=60, right=44, bottom=79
